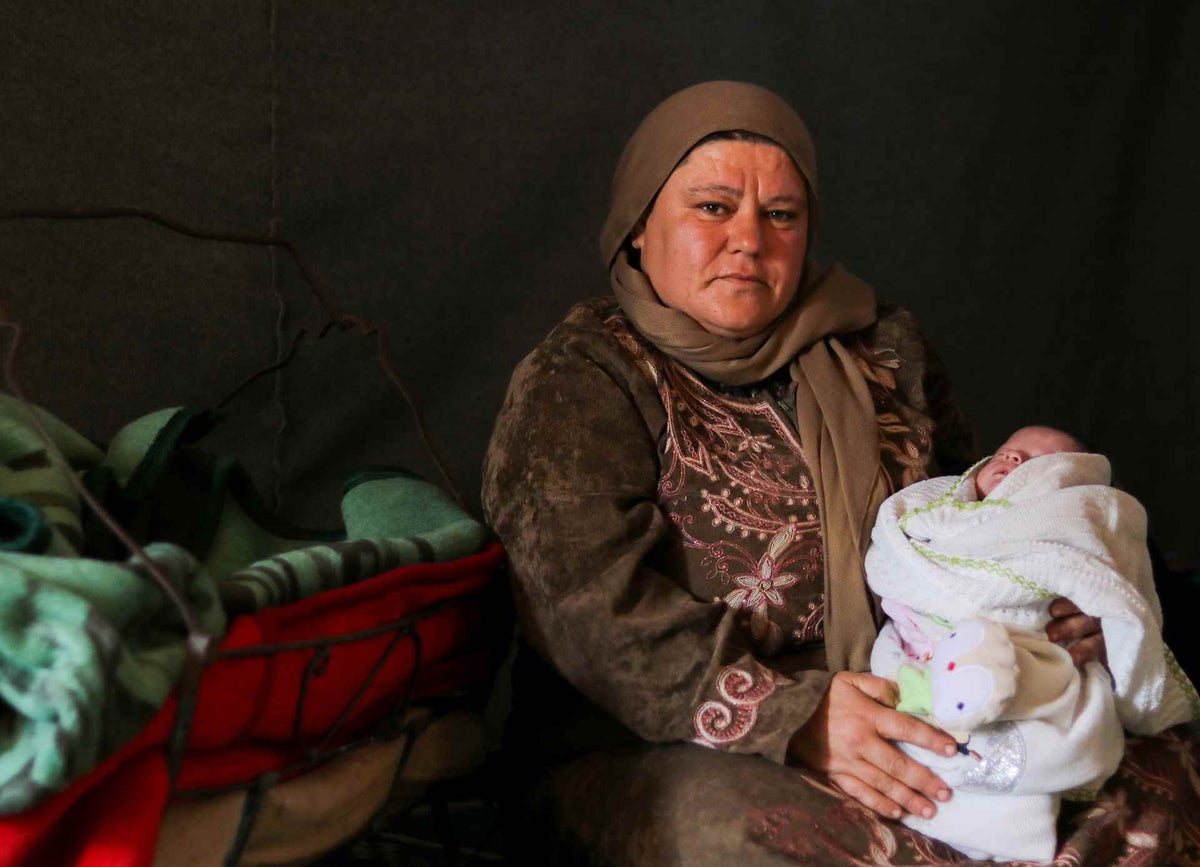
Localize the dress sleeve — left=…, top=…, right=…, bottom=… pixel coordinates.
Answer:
left=482, top=313, right=832, bottom=764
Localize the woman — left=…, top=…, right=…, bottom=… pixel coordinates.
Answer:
left=483, top=81, right=1198, bottom=865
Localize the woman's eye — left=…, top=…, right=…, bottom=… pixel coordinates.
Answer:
left=766, top=209, right=797, bottom=223
left=698, top=202, right=727, bottom=215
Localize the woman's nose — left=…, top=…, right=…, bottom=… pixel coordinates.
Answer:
left=726, top=209, right=763, bottom=254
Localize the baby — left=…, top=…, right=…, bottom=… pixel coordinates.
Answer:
left=972, top=425, right=1085, bottom=499
left=866, top=426, right=1198, bottom=863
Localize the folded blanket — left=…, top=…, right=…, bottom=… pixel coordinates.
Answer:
left=866, top=452, right=1199, bottom=735
left=219, top=470, right=489, bottom=613
left=80, top=406, right=490, bottom=612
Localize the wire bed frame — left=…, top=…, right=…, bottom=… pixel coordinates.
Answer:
left=0, top=210, right=496, bottom=866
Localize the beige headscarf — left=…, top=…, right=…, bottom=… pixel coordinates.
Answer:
left=601, top=81, right=885, bottom=672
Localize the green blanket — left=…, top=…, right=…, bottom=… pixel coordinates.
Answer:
left=0, top=395, right=487, bottom=814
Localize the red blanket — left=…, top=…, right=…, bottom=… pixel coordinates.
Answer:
left=0, top=543, right=502, bottom=867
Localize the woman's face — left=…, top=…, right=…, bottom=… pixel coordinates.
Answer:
left=630, top=139, right=809, bottom=338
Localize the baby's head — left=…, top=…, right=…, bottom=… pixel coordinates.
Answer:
left=974, top=425, right=1086, bottom=498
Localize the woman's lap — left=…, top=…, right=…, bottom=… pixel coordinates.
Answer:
left=507, top=724, right=1200, bottom=866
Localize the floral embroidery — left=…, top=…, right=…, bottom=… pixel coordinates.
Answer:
left=606, top=315, right=938, bottom=658
left=724, top=524, right=804, bottom=648
left=609, top=316, right=824, bottom=657
left=693, top=666, right=776, bottom=747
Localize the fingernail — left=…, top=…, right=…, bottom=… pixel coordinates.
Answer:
left=891, top=808, right=902, bottom=819
left=937, top=789, right=951, bottom=802
left=922, top=806, right=935, bottom=819
left=944, top=744, right=957, bottom=756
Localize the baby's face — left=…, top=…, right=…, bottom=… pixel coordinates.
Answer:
left=974, top=426, right=1082, bottom=498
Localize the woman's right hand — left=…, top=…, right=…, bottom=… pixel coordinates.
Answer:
left=788, top=671, right=959, bottom=820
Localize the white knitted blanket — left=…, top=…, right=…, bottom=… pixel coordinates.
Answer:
left=866, top=452, right=1198, bottom=735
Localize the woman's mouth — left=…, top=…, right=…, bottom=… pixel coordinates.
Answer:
left=714, top=273, right=764, bottom=287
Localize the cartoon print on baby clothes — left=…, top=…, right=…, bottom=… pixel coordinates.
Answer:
left=892, top=616, right=1019, bottom=734
left=928, top=618, right=1018, bottom=732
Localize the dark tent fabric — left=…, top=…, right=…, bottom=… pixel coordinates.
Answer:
left=2, top=0, right=1196, bottom=576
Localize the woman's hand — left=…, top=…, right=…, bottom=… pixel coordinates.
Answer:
left=789, top=671, right=958, bottom=820
left=1046, top=597, right=1108, bottom=669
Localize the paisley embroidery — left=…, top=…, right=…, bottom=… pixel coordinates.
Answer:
left=607, top=315, right=936, bottom=656
left=660, top=360, right=824, bottom=655
left=693, top=666, right=776, bottom=747
left=609, top=318, right=825, bottom=655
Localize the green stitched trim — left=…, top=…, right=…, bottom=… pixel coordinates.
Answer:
left=910, top=541, right=1056, bottom=599
left=898, top=487, right=956, bottom=534
left=1165, top=644, right=1200, bottom=721
left=898, top=462, right=1039, bottom=595
left=897, top=462, right=1010, bottom=536
left=901, top=495, right=999, bottom=532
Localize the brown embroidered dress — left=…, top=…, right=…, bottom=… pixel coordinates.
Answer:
left=485, top=297, right=966, bottom=764
left=484, top=298, right=1200, bottom=867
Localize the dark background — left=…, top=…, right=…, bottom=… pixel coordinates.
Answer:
left=2, top=1, right=1196, bottom=566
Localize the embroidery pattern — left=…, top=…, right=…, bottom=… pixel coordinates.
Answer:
left=723, top=524, right=805, bottom=646
left=606, top=316, right=937, bottom=655
left=693, top=666, right=776, bottom=747
left=623, top=326, right=824, bottom=653
left=851, top=342, right=934, bottom=493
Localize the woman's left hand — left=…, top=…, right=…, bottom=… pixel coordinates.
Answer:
left=1046, top=597, right=1108, bottom=669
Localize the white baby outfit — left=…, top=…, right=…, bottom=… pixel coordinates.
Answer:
left=866, top=452, right=1199, bottom=863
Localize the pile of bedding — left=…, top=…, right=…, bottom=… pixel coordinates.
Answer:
left=0, top=395, right=499, bottom=865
